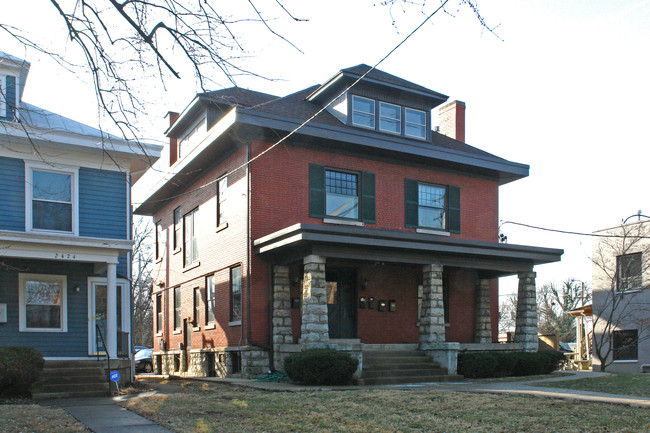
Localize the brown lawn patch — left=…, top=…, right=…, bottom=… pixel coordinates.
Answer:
left=0, top=403, right=89, bottom=433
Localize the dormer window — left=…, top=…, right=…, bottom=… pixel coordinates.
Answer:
left=352, top=96, right=375, bottom=129
left=379, top=102, right=401, bottom=134
left=1, top=74, right=17, bottom=121
left=350, top=95, right=428, bottom=140
left=405, top=108, right=426, bottom=139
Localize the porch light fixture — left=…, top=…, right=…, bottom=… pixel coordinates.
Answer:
left=71, top=285, right=80, bottom=292
left=361, top=278, right=368, bottom=290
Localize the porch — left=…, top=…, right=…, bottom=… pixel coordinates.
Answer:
left=255, top=224, right=563, bottom=379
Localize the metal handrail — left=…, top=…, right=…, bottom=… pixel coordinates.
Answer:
left=95, top=324, right=111, bottom=389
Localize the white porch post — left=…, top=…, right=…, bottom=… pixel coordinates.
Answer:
left=106, top=262, right=118, bottom=358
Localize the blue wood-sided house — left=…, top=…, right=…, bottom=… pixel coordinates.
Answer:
left=0, top=51, right=162, bottom=391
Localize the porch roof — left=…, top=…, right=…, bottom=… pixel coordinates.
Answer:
left=254, top=224, right=563, bottom=278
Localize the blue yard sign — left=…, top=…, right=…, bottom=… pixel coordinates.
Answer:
left=109, top=370, right=121, bottom=393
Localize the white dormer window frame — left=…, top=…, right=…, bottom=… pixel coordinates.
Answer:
left=379, top=101, right=401, bottom=135
left=177, top=116, right=206, bottom=160
left=25, top=161, right=79, bottom=236
left=405, top=107, right=427, bottom=139
left=0, top=73, right=17, bottom=120
left=351, top=96, right=375, bottom=129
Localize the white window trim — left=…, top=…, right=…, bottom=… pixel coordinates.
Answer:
left=405, top=107, right=427, bottom=140
left=25, top=161, right=79, bottom=236
left=351, top=95, right=376, bottom=129
left=19, top=273, right=67, bottom=332
left=86, top=277, right=130, bottom=356
left=379, top=101, right=402, bottom=135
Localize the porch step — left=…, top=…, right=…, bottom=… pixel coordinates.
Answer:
left=32, top=360, right=111, bottom=399
left=359, top=350, right=463, bottom=386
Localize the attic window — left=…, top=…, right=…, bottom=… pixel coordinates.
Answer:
left=379, top=102, right=401, bottom=134
left=405, top=108, right=426, bottom=139
left=178, top=117, right=206, bottom=159
left=1, top=74, right=17, bottom=121
left=351, top=96, right=375, bottom=129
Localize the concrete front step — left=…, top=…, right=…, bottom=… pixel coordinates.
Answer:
left=365, top=362, right=442, bottom=371
left=358, top=374, right=464, bottom=386
left=41, top=367, right=106, bottom=377
left=364, top=356, right=435, bottom=366
left=42, top=360, right=108, bottom=368
left=32, top=389, right=111, bottom=400
left=364, top=351, right=426, bottom=358
left=363, top=368, right=448, bottom=379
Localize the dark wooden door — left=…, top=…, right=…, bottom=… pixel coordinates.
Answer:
left=326, top=267, right=356, bottom=339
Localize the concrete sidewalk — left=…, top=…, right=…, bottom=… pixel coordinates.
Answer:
left=41, top=397, right=173, bottom=433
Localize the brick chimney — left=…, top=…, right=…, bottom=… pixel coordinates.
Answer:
left=166, top=111, right=180, bottom=166
left=438, top=100, right=465, bottom=142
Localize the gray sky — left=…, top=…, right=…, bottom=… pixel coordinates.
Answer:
left=4, top=0, right=650, bottom=297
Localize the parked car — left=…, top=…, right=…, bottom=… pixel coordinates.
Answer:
left=135, top=348, right=153, bottom=373
left=134, top=345, right=148, bottom=352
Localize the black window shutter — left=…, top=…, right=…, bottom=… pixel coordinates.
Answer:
left=361, top=171, right=375, bottom=224
left=309, top=163, right=325, bottom=218
left=404, top=179, right=419, bottom=228
left=449, top=185, right=461, bottom=234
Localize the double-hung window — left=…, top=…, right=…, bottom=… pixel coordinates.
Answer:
left=325, top=170, right=359, bottom=219
left=155, top=221, right=163, bottom=260
left=379, top=102, right=401, bottom=134
left=217, top=176, right=227, bottom=226
left=405, top=108, right=427, bottom=139
left=352, top=96, right=375, bottom=129
left=616, top=253, right=642, bottom=291
left=206, top=275, right=216, bottom=324
left=183, top=208, right=199, bottom=267
left=193, top=287, right=201, bottom=326
left=309, top=164, right=375, bottom=224
left=173, top=287, right=181, bottom=331
left=613, top=329, right=638, bottom=361
left=418, top=183, right=447, bottom=230
left=230, top=266, right=242, bottom=323
left=405, top=179, right=460, bottom=233
left=156, top=293, right=162, bottom=334
left=19, top=273, right=67, bottom=332
left=173, top=208, right=181, bottom=251
left=27, top=165, right=77, bottom=234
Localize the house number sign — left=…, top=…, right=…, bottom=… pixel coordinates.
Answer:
left=54, top=253, right=76, bottom=259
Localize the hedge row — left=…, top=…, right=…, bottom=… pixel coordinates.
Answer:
left=284, top=348, right=358, bottom=385
left=0, top=347, right=44, bottom=397
left=458, top=350, right=566, bottom=379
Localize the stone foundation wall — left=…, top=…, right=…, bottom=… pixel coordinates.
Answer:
left=152, top=346, right=269, bottom=378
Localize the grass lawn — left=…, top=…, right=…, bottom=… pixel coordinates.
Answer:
left=0, top=401, right=89, bottom=433
left=535, top=373, right=650, bottom=398
left=119, top=381, right=650, bottom=433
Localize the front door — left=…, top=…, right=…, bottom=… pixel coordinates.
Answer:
left=326, top=267, right=356, bottom=339
left=88, top=278, right=129, bottom=356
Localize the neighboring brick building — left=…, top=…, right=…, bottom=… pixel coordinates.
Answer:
left=134, top=64, right=563, bottom=380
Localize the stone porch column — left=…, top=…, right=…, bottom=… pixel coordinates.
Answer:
left=299, top=255, right=329, bottom=347
left=474, top=278, right=492, bottom=343
left=272, top=265, right=292, bottom=370
left=419, top=264, right=446, bottom=347
left=106, top=262, right=118, bottom=358
left=514, top=271, right=538, bottom=352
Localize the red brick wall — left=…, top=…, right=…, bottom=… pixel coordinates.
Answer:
left=151, top=146, right=250, bottom=352
left=250, top=140, right=499, bottom=242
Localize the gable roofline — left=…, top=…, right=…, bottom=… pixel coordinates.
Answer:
left=307, top=64, right=448, bottom=106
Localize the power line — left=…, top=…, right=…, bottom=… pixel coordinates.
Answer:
left=500, top=220, right=650, bottom=239
left=132, top=0, right=450, bottom=207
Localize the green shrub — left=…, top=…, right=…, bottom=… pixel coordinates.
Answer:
left=459, top=350, right=566, bottom=379
left=0, top=347, right=44, bottom=397
left=457, top=352, right=498, bottom=378
left=284, top=348, right=358, bottom=385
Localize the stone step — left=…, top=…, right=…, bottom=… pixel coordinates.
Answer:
left=43, top=360, right=108, bottom=368
left=363, top=351, right=426, bottom=358
left=364, top=356, right=434, bottom=366
left=362, top=368, right=448, bottom=379
left=41, top=367, right=106, bottom=378
left=363, top=362, right=443, bottom=371
left=357, top=374, right=464, bottom=386
left=34, top=382, right=110, bottom=393
left=36, top=374, right=106, bottom=386
left=32, top=389, right=111, bottom=400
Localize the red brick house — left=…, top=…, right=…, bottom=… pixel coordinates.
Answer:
left=134, top=64, right=562, bottom=382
